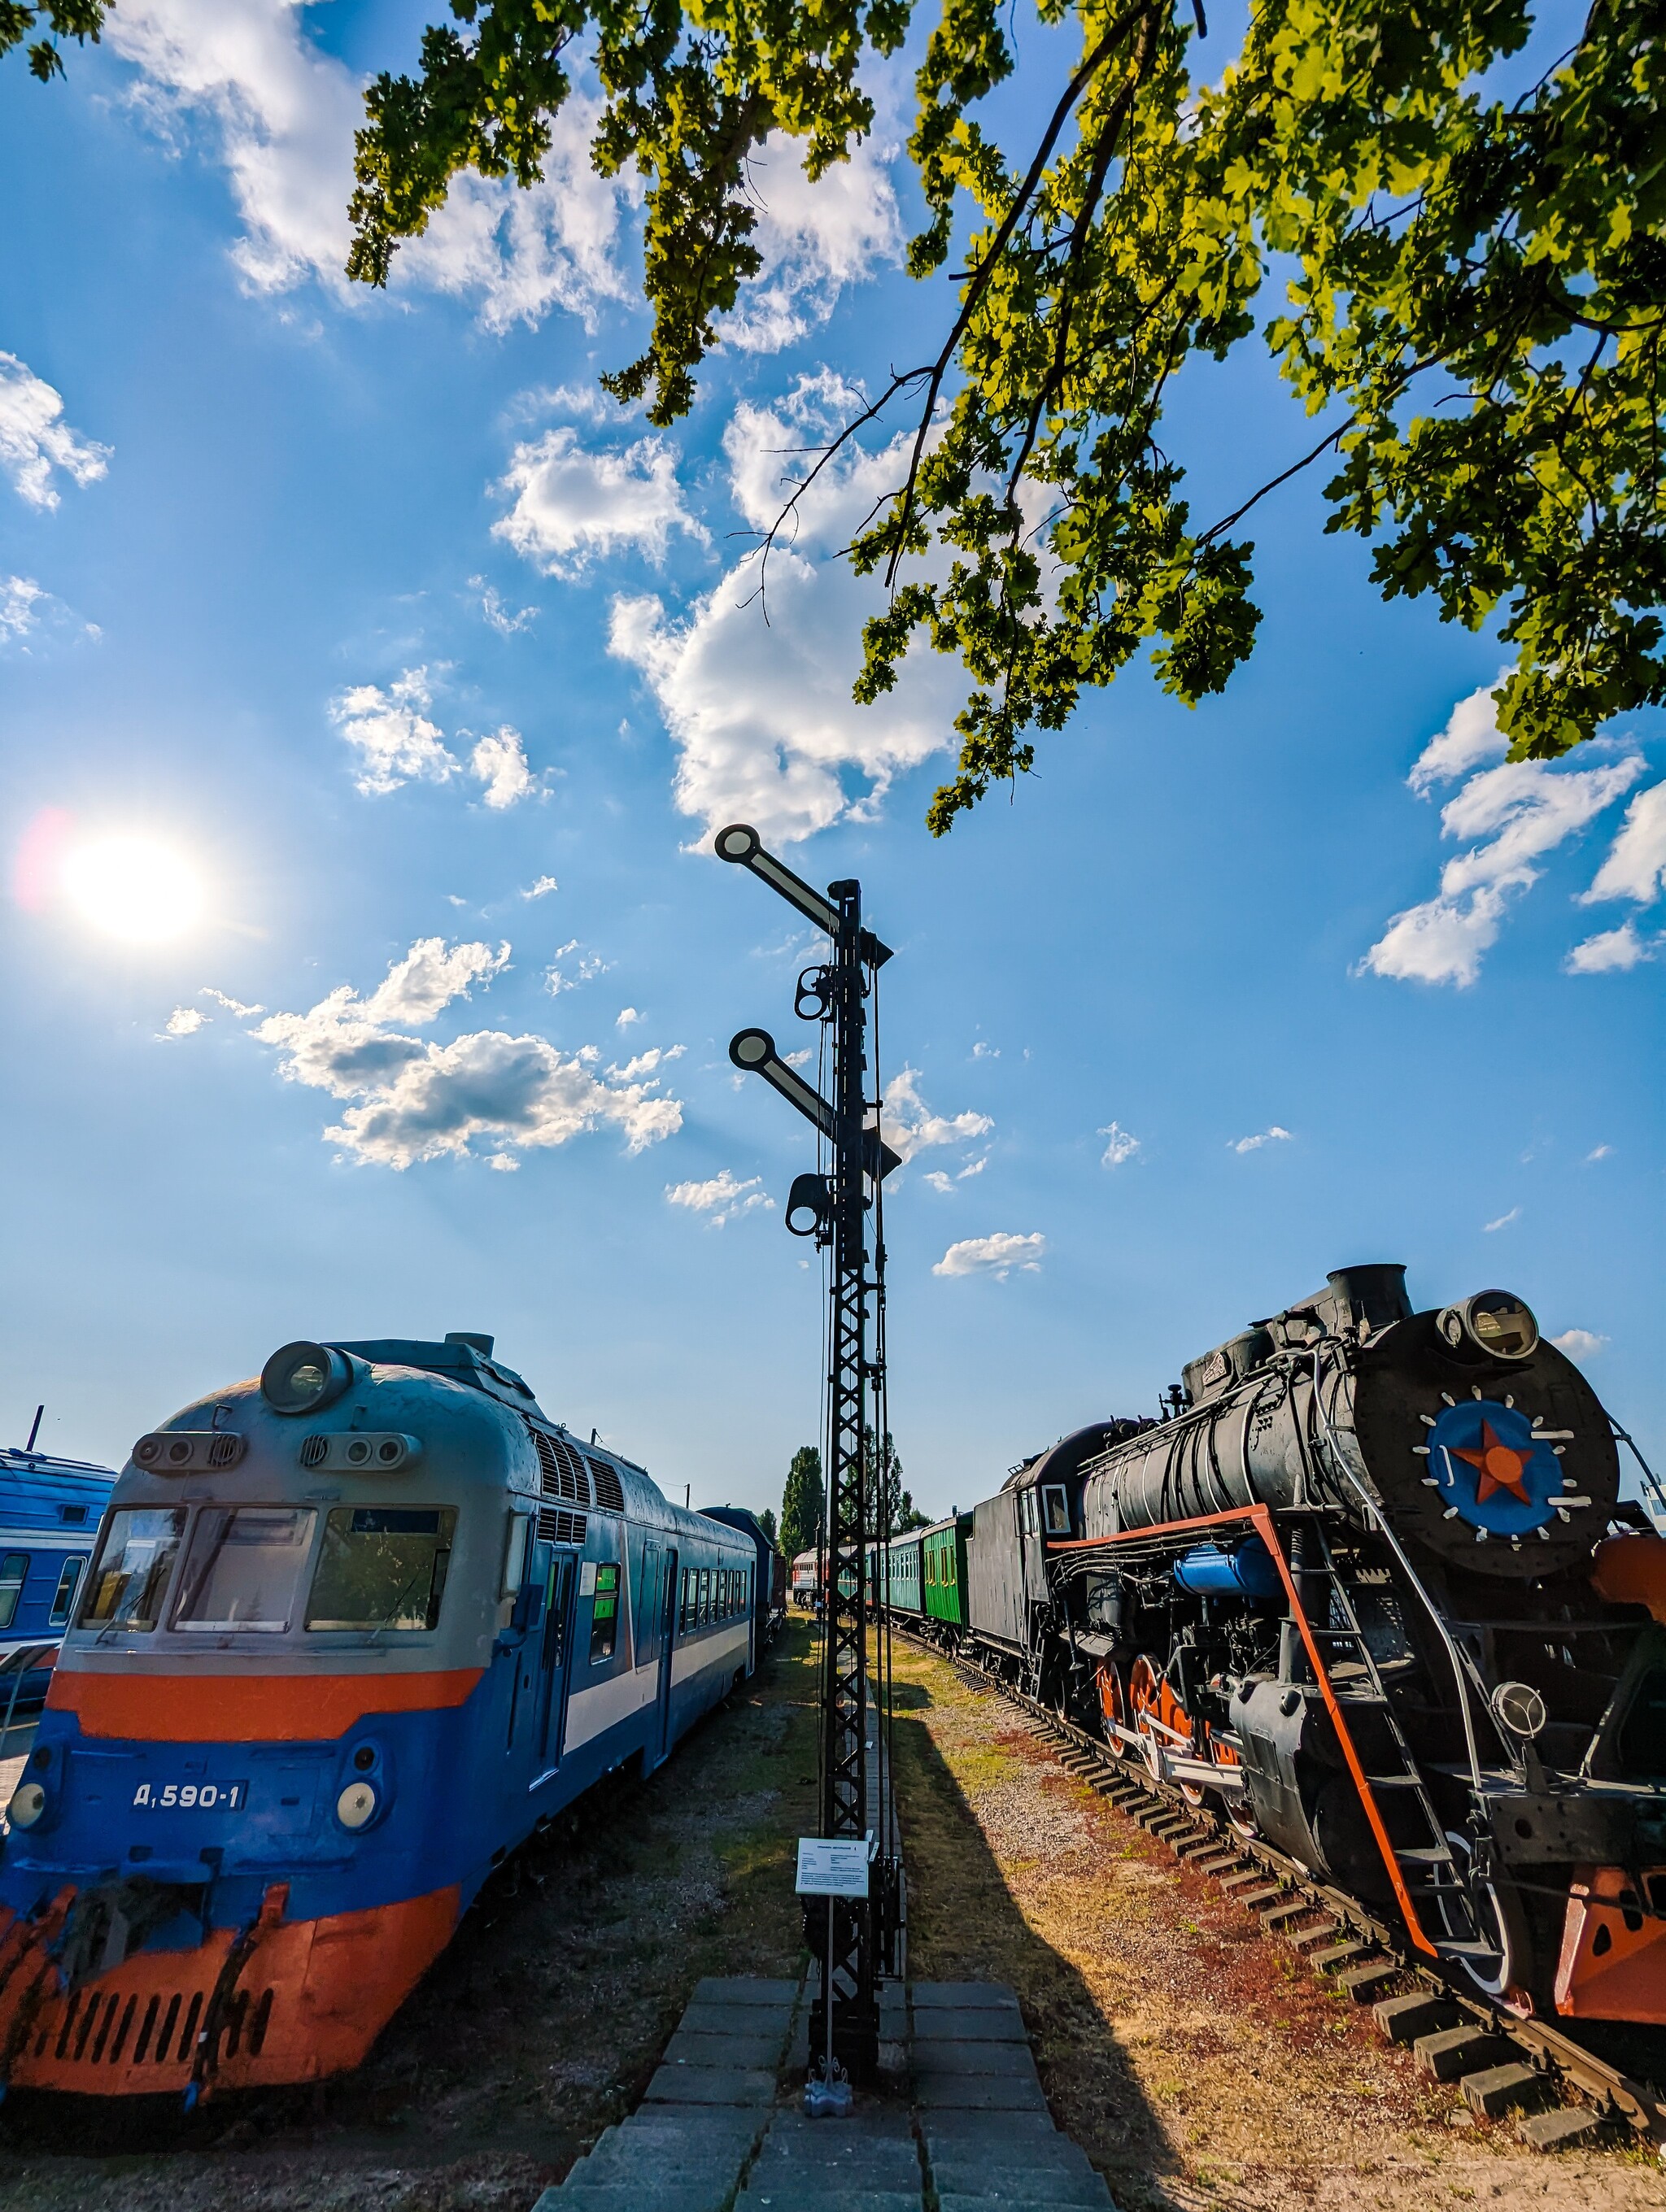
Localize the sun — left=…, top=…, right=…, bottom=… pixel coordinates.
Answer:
left=61, top=835, right=204, bottom=944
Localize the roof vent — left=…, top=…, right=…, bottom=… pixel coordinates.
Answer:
left=445, top=1332, right=495, bottom=1356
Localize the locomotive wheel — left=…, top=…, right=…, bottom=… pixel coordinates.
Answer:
left=1431, top=1832, right=1534, bottom=2009
left=1206, top=1732, right=1257, bottom=1840
left=1127, top=1656, right=1203, bottom=1804
left=1097, top=1661, right=1127, bottom=1753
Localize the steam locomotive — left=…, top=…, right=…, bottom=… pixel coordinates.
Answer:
left=0, top=1332, right=778, bottom=2099
left=880, top=1267, right=1666, bottom=2027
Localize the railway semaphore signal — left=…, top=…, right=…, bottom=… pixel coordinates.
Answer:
left=717, top=821, right=903, bottom=2100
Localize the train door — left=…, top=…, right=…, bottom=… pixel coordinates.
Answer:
left=653, top=1547, right=678, bottom=1766
left=537, top=1552, right=576, bottom=1774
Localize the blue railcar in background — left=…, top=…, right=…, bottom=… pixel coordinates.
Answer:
left=0, top=1440, right=118, bottom=1746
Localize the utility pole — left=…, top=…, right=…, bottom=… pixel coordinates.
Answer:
left=717, top=823, right=901, bottom=2091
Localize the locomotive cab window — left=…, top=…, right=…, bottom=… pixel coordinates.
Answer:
left=49, top=1555, right=87, bottom=1627
left=590, top=1561, right=621, bottom=1663
left=1041, top=1487, right=1070, bottom=1537
left=0, top=1553, right=26, bottom=1631
left=79, top=1509, right=185, bottom=1632
left=173, top=1507, right=316, bottom=1633
left=305, top=1508, right=455, bottom=1632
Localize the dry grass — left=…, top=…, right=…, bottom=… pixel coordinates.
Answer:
left=885, top=1638, right=1666, bottom=2212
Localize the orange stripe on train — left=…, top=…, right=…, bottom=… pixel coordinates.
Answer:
left=49, top=1669, right=483, bottom=1742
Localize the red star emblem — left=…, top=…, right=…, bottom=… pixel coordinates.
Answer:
left=1450, top=1422, right=1532, bottom=1504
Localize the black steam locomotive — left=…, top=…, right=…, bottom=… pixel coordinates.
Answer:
left=929, top=1266, right=1666, bottom=2027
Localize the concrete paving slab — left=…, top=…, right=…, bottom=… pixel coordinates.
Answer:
left=911, top=1983, right=1022, bottom=2010
left=693, top=1976, right=801, bottom=2005
left=643, top=2065, right=778, bottom=2105
left=535, top=2187, right=734, bottom=2212
left=912, top=2012, right=1030, bottom=2043
left=662, top=2028, right=786, bottom=2070
left=738, top=2194, right=922, bottom=2212
left=916, top=2075, right=1050, bottom=2112
left=913, top=2040, right=1040, bottom=2079
left=938, top=2192, right=1114, bottom=2212
left=678, top=1999, right=795, bottom=2037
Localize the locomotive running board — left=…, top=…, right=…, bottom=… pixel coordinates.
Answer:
left=1049, top=1503, right=1439, bottom=1956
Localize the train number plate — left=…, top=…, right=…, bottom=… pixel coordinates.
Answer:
left=131, top=1780, right=247, bottom=1811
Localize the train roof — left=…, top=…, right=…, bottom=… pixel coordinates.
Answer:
left=0, top=1448, right=117, bottom=1534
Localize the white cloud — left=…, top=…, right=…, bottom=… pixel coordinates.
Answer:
left=201, top=987, right=265, bottom=1016
left=971, top=1041, right=1000, bottom=1059
left=1581, top=780, right=1666, bottom=908
left=473, top=577, right=539, bottom=636
left=1550, top=1327, right=1607, bottom=1359
left=720, top=131, right=902, bottom=353
left=545, top=942, right=608, bottom=993
left=522, top=875, right=560, bottom=900
left=1407, top=671, right=1510, bottom=796
left=1484, top=1206, right=1520, bottom=1233
left=1099, top=1121, right=1140, bottom=1168
left=0, top=355, right=110, bottom=510
left=0, top=576, right=45, bottom=643
left=782, top=1047, right=814, bottom=1067
left=617, top=1007, right=643, bottom=1028
left=932, top=1233, right=1046, bottom=1279
left=494, top=425, right=705, bottom=576
left=1231, top=1126, right=1291, bottom=1154
left=104, top=2, right=628, bottom=328
left=469, top=725, right=537, bottom=809
left=251, top=936, right=679, bottom=1168
left=665, top=1169, right=773, bottom=1225
left=1565, top=921, right=1655, bottom=974
left=1363, top=755, right=1646, bottom=986
left=164, top=1006, right=205, bottom=1036
left=957, top=1154, right=988, bottom=1178
left=922, top=1171, right=953, bottom=1194
left=331, top=667, right=458, bottom=797
left=1587, top=1144, right=1612, bottom=1162
left=882, top=1067, right=994, bottom=1165
left=609, top=1045, right=683, bottom=1082
left=609, top=378, right=965, bottom=843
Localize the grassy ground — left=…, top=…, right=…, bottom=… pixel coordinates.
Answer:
left=885, top=1634, right=1666, bottom=2212
left=0, top=1622, right=821, bottom=2212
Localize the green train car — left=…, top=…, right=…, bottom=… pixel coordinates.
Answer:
left=920, top=1513, right=973, bottom=1636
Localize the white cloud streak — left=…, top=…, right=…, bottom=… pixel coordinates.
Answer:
left=1231, top=1126, right=1291, bottom=1154
left=1407, top=671, right=1510, bottom=796
left=1550, top=1327, right=1607, bottom=1359
left=1484, top=1206, right=1520, bottom=1233
left=665, top=1169, right=773, bottom=1225
left=720, top=131, right=902, bottom=353
left=522, top=875, right=560, bottom=899
left=1565, top=921, right=1656, bottom=974
left=0, top=355, right=110, bottom=510
left=250, top=937, right=680, bottom=1169
left=494, top=425, right=706, bottom=576
left=164, top=1006, right=205, bottom=1036
left=882, top=1067, right=994, bottom=1165
left=1363, top=755, right=1646, bottom=987
left=469, top=726, right=537, bottom=809
left=1099, top=1121, right=1140, bottom=1168
left=332, top=668, right=457, bottom=797
left=609, top=376, right=964, bottom=843
left=932, top=1233, right=1046, bottom=1279
left=1582, top=780, right=1666, bottom=908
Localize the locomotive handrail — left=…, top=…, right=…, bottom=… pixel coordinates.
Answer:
left=1609, top=1417, right=1666, bottom=1527
left=1307, top=1346, right=1491, bottom=1792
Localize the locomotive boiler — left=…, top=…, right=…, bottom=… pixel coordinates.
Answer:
left=927, top=1266, right=1666, bottom=2027
left=0, top=1331, right=772, bottom=2100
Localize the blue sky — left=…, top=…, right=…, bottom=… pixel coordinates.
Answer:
left=2, top=2, right=1662, bottom=1522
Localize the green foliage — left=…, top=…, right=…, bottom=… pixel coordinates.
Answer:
left=351, top=0, right=1666, bottom=825
left=779, top=1444, right=824, bottom=1557
left=758, top=1504, right=778, bottom=1545
left=1, top=0, right=103, bottom=81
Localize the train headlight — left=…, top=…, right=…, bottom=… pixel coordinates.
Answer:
left=262, top=1340, right=355, bottom=1415
left=1490, top=1681, right=1548, bottom=1740
left=335, top=1780, right=378, bottom=1831
left=1437, top=1291, right=1538, bottom=1363
left=7, top=1783, right=46, bottom=1829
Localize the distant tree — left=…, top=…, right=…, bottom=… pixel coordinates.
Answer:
left=2, top=2, right=103, bottom=81
left=867, top=1427, right=926, bottom=1535
left=779, top=1445, right=824, bottom=1557
left=758, top=1505, right=778, bottom=1547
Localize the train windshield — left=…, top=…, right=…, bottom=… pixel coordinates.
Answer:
left=172, top=1507, right=316, bottom=1633
left=305, top=1508, right=456, bottom=1633
left=78, top=1509, right=185, bottom=1631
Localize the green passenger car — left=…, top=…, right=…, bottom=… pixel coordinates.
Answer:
left=921, top=1513, right=973, bottom=1631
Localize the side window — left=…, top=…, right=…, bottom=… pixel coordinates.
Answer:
left=1042, top=1486, right=1071, bottom=1537
left=0, top=1553, right=27, bottom=1631
left=79, top=1510, right=186, bottom=1632
left=305, top=1509, right=455, bottom=1632
left=50, top=1556, right=87, bottom=1628
left=679, top=1568, right=691, bottom=1634
left=698, top=1566, right=710, bottom=1625
left=590, top=1562, right=620, bottom=1663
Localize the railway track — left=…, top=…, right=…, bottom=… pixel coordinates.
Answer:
left=887, top=1619, right=1666, bottom=2158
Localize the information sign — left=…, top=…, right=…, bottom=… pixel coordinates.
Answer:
left=795, top=1837, right=871, bottom=1897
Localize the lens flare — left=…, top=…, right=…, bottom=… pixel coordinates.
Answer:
left=61, top=836, right=203, bottom=943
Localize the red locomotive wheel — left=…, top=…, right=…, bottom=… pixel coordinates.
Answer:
left=1127, top=1655, right=1204, bottom=1803
left=1097, top=1661, right=1127, bottom=1747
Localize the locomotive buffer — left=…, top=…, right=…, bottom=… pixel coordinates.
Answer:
left=717, top=823, right=903, bottom=2097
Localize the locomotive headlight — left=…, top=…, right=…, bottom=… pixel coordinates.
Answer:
left=1437, top=1290, right=1538, bottom=1363
left=1490, top=1680, right=1548, bottom=1740
left=7, top=1783, right=46, bottom=1829
left=335, top=1780, right=378, bottom=1831
left=262, top=1340, right=355, bottom=1415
